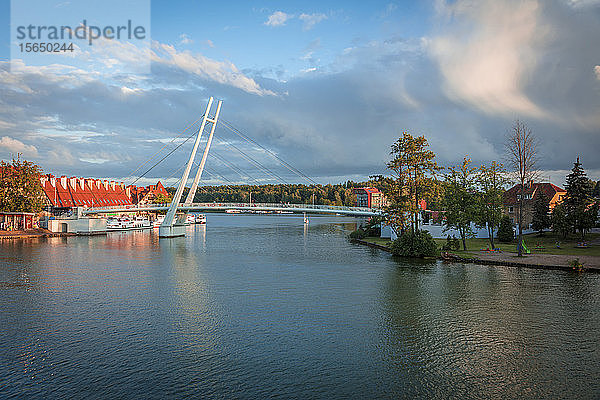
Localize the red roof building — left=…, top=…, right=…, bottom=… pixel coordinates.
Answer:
left=352, top=187, right=387, bottom=208
left=40, top=175, right=133, bottom=209
left=127, top=181, right=170, bottom=205
left=503, top=181, right=566, bottom=226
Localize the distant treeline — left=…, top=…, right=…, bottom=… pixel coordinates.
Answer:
left=166, top=181, right=375, bottom=206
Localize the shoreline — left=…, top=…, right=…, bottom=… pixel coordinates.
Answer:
left=351, top=238, right=600, bottom=273
left=0, top=229, right=75, bottom=239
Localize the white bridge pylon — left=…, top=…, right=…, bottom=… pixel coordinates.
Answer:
left=159, top=96, right=222, bottom=238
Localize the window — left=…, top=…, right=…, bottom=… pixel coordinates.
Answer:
left=508, top=206, right=514, bottom=213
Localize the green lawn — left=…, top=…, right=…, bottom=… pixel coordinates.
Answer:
left=360, top=232, right=600, bottom=257
left=437, top=232, right=600, bottom=257
left=360, top=237, right=394, bottom=247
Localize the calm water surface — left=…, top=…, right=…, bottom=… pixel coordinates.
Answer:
left=0, top=214, right=598, bottom=399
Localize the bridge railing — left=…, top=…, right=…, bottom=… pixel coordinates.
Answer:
left=85, top=202, right=381, bottom=214
left=185, top=202, right=378, bottom=213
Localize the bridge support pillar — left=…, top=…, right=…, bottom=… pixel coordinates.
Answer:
left=158, top=224, right=186, bottom=238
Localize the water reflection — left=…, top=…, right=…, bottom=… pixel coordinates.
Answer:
left=381, top=262, right=600, bottom=398
left=0, top=215, right=598, bottom=399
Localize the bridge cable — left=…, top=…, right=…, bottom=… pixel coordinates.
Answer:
left=127, top=128, right=199, bottom=188
left=208, top=151, right=262, bottom=184
left=123, top=114, right=205, bottom=185
left=220, top=119, right=318, bottom=185
left=213, top=135, right=288, bottom=184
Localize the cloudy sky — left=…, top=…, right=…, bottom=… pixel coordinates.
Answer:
left=0, top=0, right=599, bottom=187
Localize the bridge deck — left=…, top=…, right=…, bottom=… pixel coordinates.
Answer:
left=83, top=202, right=381, bottom=217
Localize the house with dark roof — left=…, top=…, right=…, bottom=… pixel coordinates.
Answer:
left=503, top=181, right=566, bottom=228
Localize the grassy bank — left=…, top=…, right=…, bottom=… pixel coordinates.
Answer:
left=360, top=232, right=600, bottom=257
left=435, top=232, right=600, bottom=257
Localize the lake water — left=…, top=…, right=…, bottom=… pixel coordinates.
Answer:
left=0, top=214, right=599, bottom=399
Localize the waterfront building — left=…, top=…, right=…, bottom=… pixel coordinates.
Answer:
left=39, top=174, right=171, bottom=211
left=503, top=181, right=566, bottom=227
left=127, top=181, right=169, bottom=205
left=352, top=187, right=387, bottom=208
left=40, top=174, right=133, bottom=211
left=0, top=211, right=36, bottom=231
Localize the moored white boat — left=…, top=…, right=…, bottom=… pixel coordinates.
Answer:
left=107, top=216, right=151, bottom=231
left=153, top=215, right=165, bottom=227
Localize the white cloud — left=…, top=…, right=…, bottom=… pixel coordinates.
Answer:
left=0, top=136, right=38, bottom=156
left=179, top=33, right=193, bottom=45
left=151, top=42, right=275, bottom=96
left=299, top=13, right=327, bottom=30
left=564, top=0, right=600, bottom=7
left=264, top=11, right=292, bottom=27
left=429, top=0, right=548, bottom=118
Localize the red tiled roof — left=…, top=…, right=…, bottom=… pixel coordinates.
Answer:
left=40, top=175, right=133, bottom=208
left=129, top=181, right=169, bottom=204
left=503, top=182, right=565, bottom=205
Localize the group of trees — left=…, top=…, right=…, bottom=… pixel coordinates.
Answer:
left=442, top=158, right=508, bottom=251
left=383, top=120, right=599, bottom=257
left=172, top=182, right=366, bottom=207
left=381, top=132, right=509, bottom=253
left=0, top=156, right=45, bottom=213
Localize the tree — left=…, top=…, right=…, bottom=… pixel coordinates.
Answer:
left=551, top=203, right=571, bottom=239
left=443, top=156, right=478, bottom=251
left=154, top=192, right=172, bottom=204
left=0, top=155, right=44, bottom=213
left=593, top=181, right=600, bottom=199
left=476, top=161, right=508, bottom=249
left=497, top=216, right=515, bottom=243
left=385, top=132, right=441, bottom=234
left=390, top=230, right=438, bottom=258
left=505, top=120, right=538, bottom=256
left=564, top=157, right=595, bottom=240
left=531, top=192, right=551, bottom=235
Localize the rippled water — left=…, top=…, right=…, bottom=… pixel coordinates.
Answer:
left=0, top=214, right=598, bottom=399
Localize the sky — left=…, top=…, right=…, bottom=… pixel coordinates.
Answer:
left=0, top=0, right=599, bottom=187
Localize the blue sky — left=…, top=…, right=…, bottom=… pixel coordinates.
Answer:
left=0, top=0, right=599, bottom=186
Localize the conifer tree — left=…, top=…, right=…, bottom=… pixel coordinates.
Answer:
left=531, top=192, right=550, bottom=235
left=564, top=157, right=595, bottom=240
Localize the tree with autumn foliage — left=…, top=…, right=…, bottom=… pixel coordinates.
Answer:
left=476, top=161, right=509, bottom=249
left=0, top=155, right=45, bottom=213
left=385, top=132, right=441, bottom=233
left=443, top=156, right=478, bottom=251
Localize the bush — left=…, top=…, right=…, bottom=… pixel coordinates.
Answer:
left=390, top=230, right=438, bottom=258
left=349, top=229, right=367, bottom=239
left=497, top=216, right=514, bottom=243
left=441, top=235, right=460, bottom=251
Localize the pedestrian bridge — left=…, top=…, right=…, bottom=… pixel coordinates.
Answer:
left=83, top=202, right=381, bottom=217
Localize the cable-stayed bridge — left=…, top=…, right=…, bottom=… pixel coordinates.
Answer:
left=96, top=97, right=380, bottom=237
left=83, top=202, right=380, bottom=217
